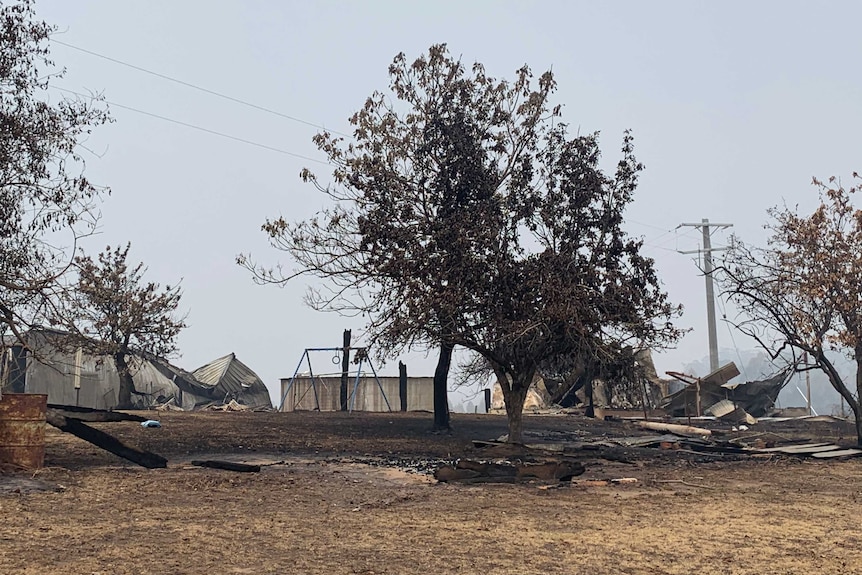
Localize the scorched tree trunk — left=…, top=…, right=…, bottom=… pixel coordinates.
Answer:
left=113, top=352, right=135, bottom=410
left=432, top=341, right=453, bottom=431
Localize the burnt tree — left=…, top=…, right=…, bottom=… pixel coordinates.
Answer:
left=67, top=244, right=185, bottom=409
left=240, top=45, right=680, bottom=440
left=718, top=174, right=862, bottom=445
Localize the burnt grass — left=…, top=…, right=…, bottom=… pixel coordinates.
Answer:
left=41, top=409, right=860, bottom=472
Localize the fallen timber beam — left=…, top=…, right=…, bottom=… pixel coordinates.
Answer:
left=46, top=411, right=167, bottom=469
left=435, top=458, right=585, bottom=483
left=637, top=421, right=712, bottom=437
left=48, top=404, right=147, bottom=423
left=190, top=460, right=261, bottom=473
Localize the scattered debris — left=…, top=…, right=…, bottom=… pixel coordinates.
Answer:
left=140, top=420, right=161, bottom=428
left=662, top=362, right=792, bottom=418
left=705, top=399, right=757, bottom=425
left=153, top=397, right=184, bottom=411
left=811, top=448, right=862, bottom=459
left=753, top=443, right=862, bottom=458
left=577, top=480, right=610, bottom=487
left=573, top=477, right=638, bottom=487
left=206, top=399, right=250, bottom=412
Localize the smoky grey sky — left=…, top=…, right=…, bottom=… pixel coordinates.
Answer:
left=34, top=0, right=862, bottom=405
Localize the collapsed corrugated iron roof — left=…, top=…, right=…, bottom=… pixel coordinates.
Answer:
left=6, top=330, right=273, bottom=411
left=660, top=363, right=793, bottom=418
left=191, top=353, right=272, bottom=409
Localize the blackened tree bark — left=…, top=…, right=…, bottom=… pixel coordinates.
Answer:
left=432, top=342, right=453, bottom=430
left=495, top=367, right=535, bottom=444
left=113, top=352, right=134, bottom=410
left=584, top=372, right=596, bottom=418
left=856, top=351, right=862, bottom=445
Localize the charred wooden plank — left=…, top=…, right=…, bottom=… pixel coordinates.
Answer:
left=434, top=466, right=481, bottom=482
left=456, top=459, right=517, bottom=478
left=47, top=405, right=147, bottom=423
left=515, top=460, right=585, bottom=481
left=45, top=412, right=167, bottom=469
left=190, top=460, right=261, bottom=473
left=436, top=458, right=585, bottom=483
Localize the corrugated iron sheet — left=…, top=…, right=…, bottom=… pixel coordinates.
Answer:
left=192, top=354, right=272, bottom=409
left=191, top=354, right=233, bottom=387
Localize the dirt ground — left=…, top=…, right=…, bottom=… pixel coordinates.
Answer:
left=1, top=410, right=861, bottom=575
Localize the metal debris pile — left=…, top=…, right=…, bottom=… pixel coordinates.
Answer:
left=435, top=414, right=862, bottom=484
left=661, top=362, right=793, bottom=423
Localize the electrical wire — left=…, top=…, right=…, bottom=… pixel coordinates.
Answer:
left=53, top=86, right=330, bottom=165
left=716, top=294, right=748, bottom=380
left=640, top=227, right=701, bottom=252
left=51, top=38, right=351, bottom=137
left=625, top=217, right=671, bottom=233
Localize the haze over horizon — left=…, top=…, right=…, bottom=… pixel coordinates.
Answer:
left=31, top=0, right=862, bottom=405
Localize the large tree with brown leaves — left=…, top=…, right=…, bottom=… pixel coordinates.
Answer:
left=241, top=45, right=681, bottom=441
left=719, top=173, right=862, bottom=445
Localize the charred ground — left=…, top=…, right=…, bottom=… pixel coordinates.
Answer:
left=1, top=411, right=861, bottom=575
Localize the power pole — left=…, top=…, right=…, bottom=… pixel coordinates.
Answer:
left=803, top=351, right=812, bottom=416
left=678, top=219, right=733, bottom=373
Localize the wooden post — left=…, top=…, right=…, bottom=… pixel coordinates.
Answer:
left=340, top=329, right=351, bottom=411
left=399, top=361, right=408, bottom=412
left=641, top=377, right=650, bottom=421
left=585, top=376, right=595, bottom=418
left=696, top=379, right=702, bottom=417
left=804, top=351, right=812, bottom=415
left=483, top=389, right=491, bottom=413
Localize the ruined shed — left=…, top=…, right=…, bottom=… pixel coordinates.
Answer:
left=660, top=363, right=793, bottom=418
left=192, top=353, right=272, bottom=409
left=1, top=330, right=271, bottom=411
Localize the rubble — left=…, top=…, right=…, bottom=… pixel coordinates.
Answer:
left=205, top=399, right=250, bottom=412
left=661, top=362, right=793, bottom=418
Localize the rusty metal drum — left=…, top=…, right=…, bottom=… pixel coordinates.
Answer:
left=0, top=393, right=48, bottom=469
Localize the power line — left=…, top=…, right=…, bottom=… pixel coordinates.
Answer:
left=716, top=294, right=748, bottom=380
left=641, top=227, right=700, bottom=251
left=53, top=86, right=330, bottom=165
left=625, top=217, right=671, bottom=233
left=51, top=38, right=351, bottom=138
